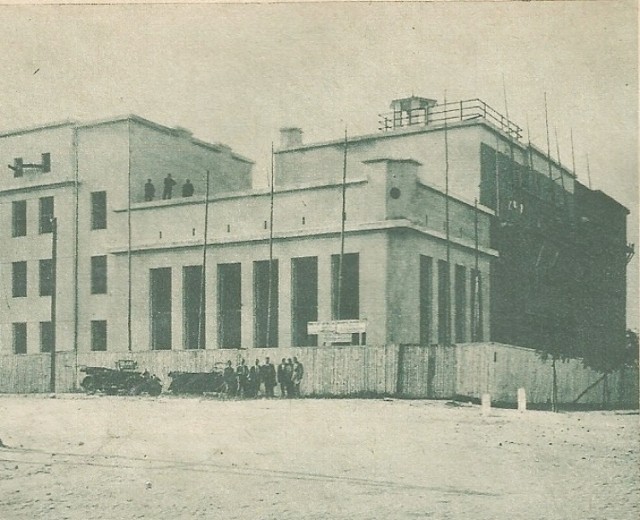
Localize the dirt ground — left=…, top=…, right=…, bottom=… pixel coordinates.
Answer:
left=0, top=395, right=637, bottom=520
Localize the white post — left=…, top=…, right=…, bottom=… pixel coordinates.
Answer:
left=481, top=393, right=491, bottom=415
left=517, top=387, right=527, bottom=412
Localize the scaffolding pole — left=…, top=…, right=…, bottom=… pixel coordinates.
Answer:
left=127, top=122, right=132, bottom=351
left=473, top=198, right=480, bottom=341
left=570, top=128, right=577, bottom=178
left=266, top=144, right=275, bottom=347
left=197, top=169, right=210, bottom=350
left=50, top=218, right=58, bottom=393
left=554, top=126, right=568, bottom=208
left=503, top=74, right=518, bottom=214
left=337, top=128, right=348, bottom=320
left=444, top=92, right=451, bottom=346
left=544, top=93, right=555, bottom=206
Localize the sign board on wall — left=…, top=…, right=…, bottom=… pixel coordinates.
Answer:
left=321, top=333, right=354, bottom=344
left=307, top=319, right=367, bottom=335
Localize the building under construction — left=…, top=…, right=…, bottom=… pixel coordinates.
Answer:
left=0, top=97, right=631, bottom=360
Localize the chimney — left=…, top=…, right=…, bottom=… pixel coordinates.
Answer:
left=280, top=127, right=303, bottom=148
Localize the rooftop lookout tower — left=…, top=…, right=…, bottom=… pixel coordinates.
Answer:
left=379, top=96, right=522, bottom=140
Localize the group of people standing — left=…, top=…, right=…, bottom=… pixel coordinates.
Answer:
left=144, top=174, right=194, bottom=201
left=223, top=357, right=304, bottom=398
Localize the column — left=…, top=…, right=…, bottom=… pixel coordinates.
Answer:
left=240, top=260, right=254, bottom=348
left=172, top=266, right=183, bottom=350
left=317, top=254, right=332, bottom=322
left=205, top=259, right=217, bottom=349
left=279, top=257, right=292, bottom=347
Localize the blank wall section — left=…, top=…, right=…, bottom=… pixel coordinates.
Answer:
left=150, top=267, right=172, bottom=350
left=217, top=263, right=241, bottom=348
left=291, top=256, right=318, bottom=347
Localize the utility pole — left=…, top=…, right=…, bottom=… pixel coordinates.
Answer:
left=50, top=217, right=58, bottom=393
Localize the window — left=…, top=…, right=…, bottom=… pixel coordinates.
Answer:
left=39, top=196, right=54, bottom=234
left=419, top=256, right=433, bottom=346
left=91, top=191, right=107, bottom=230
left=183, top=265, right=205, bottom=349
left=150, top=268, right=172, bottom=350
left=12, top=261, right=27, bottom=297
left=13, top=323, right=27, bottom=354
left=12, top=200, right=27, bottom=237
left=40, top=321, right=54, bottom=353
left=39, top=259, right=53, bottom=296
left=331, top=253, right=359, bottom=320
left=218, top=263, right=241, bottom=348
left=91, top=320, right=107, bottom=351
left=291, top=257, right=318, bottom=347
left=41, top=153, right=51, bottom=173
left=455, top=265, right=467, bottom=343
left=254, top=260, right=279, bottom=347
left=91, top=256, right=107, bottom=294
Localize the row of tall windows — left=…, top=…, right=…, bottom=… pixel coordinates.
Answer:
left=10, top=191, right=107, bottom=238
left=12, top=322, right=54, bottom=353
left=149, top=254, right=360, bottom=350
left=11, top=197, right=53, bottom=237
left=8, top=256, right=107, bottom=298
left=420, top=255, right=483, bottom=345
left=11, top=320, right=106, bottom=354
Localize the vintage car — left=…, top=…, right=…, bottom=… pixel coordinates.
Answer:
left=80, top=360, right=162, bottom=396
left=168, top=363, right=226, bottom=394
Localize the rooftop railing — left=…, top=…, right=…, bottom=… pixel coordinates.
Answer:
left=379, top=98, right=523, bottom=140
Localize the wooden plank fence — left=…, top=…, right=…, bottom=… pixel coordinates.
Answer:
left=0, top=343, right=637, bottom=408
left=455, top=343, right=639, bottom=408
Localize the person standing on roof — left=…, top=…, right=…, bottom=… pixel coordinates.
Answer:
left=144, top=179, right=155, bottom=201
left=162, top=174, right=177, bottom=199
left=182, top=179, right=194, bottom=197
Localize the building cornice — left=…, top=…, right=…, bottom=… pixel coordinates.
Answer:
left=114, top=178, right=370, bottom=212
left=109, top=218, right=499, bottom=258
left=0, top=180, right=77, bottom=196
left=415, top=179, right=495, bottom=216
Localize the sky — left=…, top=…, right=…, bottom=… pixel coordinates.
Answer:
left=0, top=1, right=637, bottom=327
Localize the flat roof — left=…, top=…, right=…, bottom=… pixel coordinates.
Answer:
left=0, top=120, right=76, bottom=138
left=0, top=114, right=254, bottom=165
left=275, top=118, right=577, bottom=180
